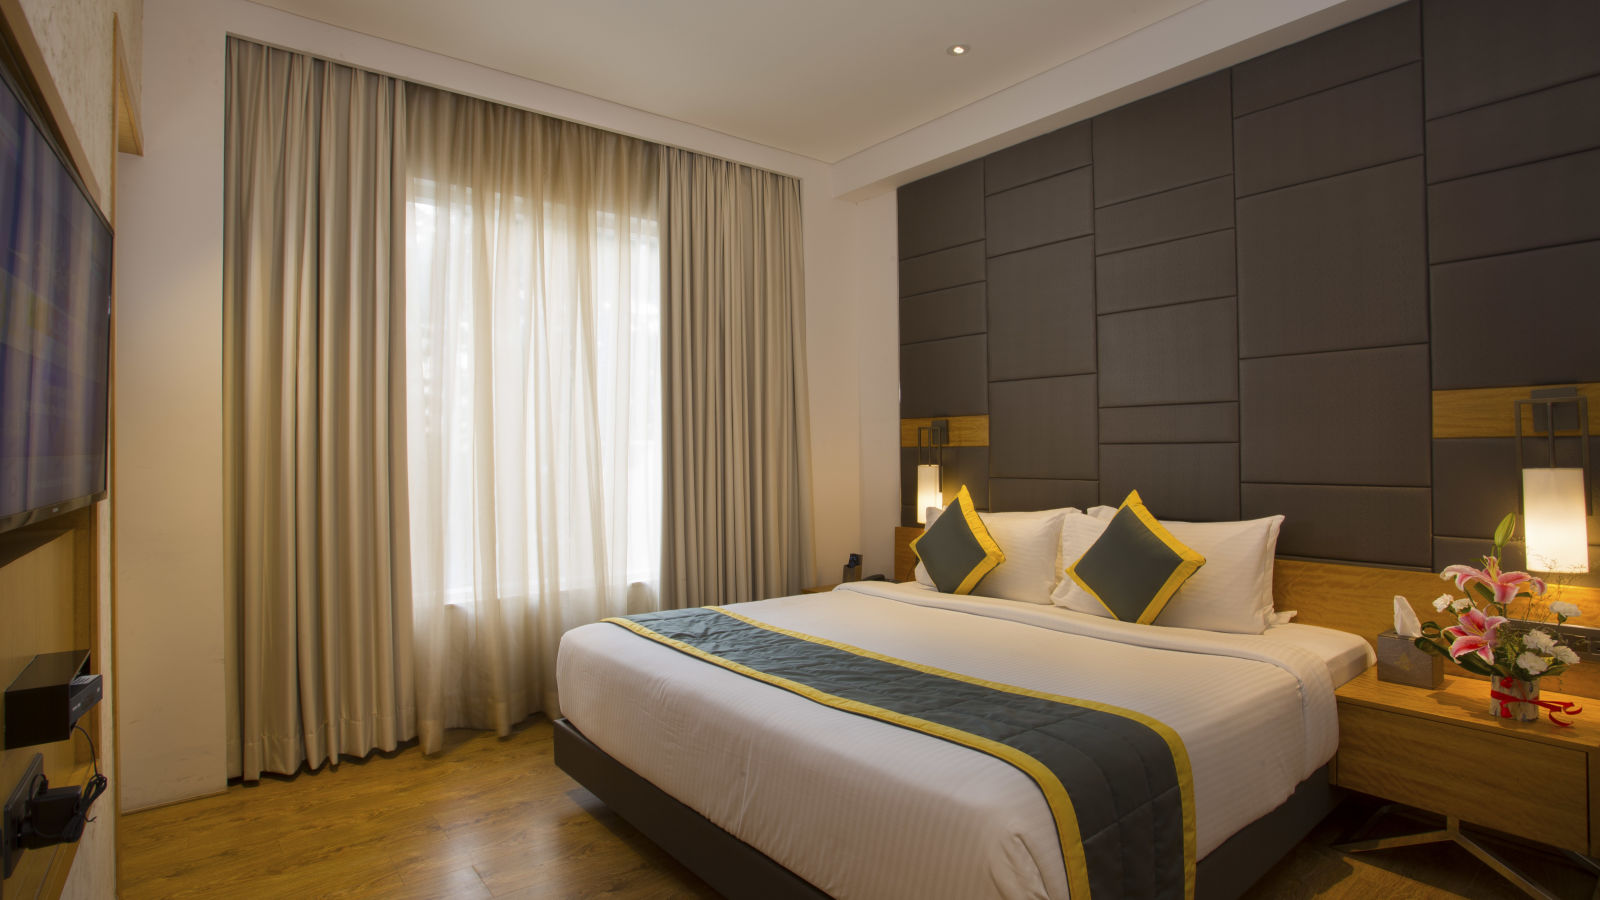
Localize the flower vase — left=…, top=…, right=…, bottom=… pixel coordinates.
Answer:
left=1490, top=676, right=1540, bottom=722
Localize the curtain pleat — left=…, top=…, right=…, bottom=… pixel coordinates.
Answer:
left=660, top=149, right=814, bottom=609
left=403, top=85, right=663, bottom=752
left=223, top=38, right=414, bottom=780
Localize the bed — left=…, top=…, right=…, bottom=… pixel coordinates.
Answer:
left=555, top=564, right=1374, bottom=900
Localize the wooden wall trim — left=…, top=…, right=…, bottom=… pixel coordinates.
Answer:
left=1432, top=383, right=1600, bottom=439
left=899, top=415, right=989, bottom=448
left=114, top=16, right=142, bottom=157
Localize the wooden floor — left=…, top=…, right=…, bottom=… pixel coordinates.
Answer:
left=119, top=716, right=1595, bottom=899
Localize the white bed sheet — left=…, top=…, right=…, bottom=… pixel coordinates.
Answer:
left=557, top=581, right=1372, bottom=900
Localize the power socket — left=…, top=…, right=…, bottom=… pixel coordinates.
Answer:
left=3, top=753, right=44, bottom=878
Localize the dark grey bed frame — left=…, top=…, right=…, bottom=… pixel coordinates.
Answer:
left=554, top=717, right=1338, bottom=900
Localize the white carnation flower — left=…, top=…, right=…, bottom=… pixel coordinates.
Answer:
left=1517, top=651, right=1551, bottom=676
left=1450, top=597, right=1474, bottom=613
left=1550, top=601, right=1582, bottom=619
left=1524, top=629, right=1556, bottom=652
left=1433, top=594, right=1452, bottom=612
left=1554, top=645, right=1580, bottom=665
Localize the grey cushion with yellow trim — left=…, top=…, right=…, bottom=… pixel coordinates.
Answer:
left=909, top=486, right=1005, bottom=595
left=1065, top=491, right=1205, bottom=624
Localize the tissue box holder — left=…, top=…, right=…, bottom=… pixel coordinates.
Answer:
left=1376, top=629, right=1443, bottom=688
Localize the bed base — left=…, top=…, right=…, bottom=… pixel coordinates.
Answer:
left=553, top=717, right=1338, bottom=900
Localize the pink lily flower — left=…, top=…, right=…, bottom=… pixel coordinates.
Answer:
left=1439, top=559, right=1546, bottom=606
left=1442, top=607, right=1507, bottom=665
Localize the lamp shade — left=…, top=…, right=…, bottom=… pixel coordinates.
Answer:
left=1523, top=467, right=1590, bottom=574
left=915, top=465, right=942, bottom=525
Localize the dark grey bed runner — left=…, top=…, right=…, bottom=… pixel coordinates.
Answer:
left=606, top=605, right=1196, bottom=900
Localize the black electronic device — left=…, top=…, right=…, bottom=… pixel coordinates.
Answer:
left=0, top=24, right=114, bottom=537
left=3, top=650, right=100, bottom=749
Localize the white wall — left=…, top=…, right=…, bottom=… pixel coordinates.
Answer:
left=116, top=0, right=872, bottom=809
left=852, top=192, right=900, bottom=579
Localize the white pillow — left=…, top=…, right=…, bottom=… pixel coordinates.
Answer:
left=917, top=507, right=1077, bottom=604
left=1051, top=511, right=1285, bottom=634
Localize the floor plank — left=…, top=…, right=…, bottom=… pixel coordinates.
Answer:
left=119, top=716, right=1594, bottom=898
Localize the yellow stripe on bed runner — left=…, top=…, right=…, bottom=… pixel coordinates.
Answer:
left=603, top=606, right=1197, bottom=900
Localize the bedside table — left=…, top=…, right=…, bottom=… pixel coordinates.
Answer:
left=800, top=584, right=839, bottom=594
left=1333, top=668, right=1599, bottom=895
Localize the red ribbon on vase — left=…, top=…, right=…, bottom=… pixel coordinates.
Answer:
left=1490, top=677, right=1583, bottom=727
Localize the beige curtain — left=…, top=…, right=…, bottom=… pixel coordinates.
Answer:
left=660, top=149, right=814, bottom=608
left=404, top=85, right=663, bottom=752
left=222, top=39, right=414, bottom=780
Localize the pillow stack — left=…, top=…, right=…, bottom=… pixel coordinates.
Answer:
left=1061, top=491, right=1204, bottom=625
left=907, top=486, right=1286, bottom=634
left=1054, top=495, right=1284, bottom=634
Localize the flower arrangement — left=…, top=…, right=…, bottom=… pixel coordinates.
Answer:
left=1408, top=514, right=1583, bottom=683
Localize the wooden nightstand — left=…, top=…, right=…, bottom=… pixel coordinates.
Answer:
left=800, top=584, right=839, bottom=594
left=1333, top=668, right=1600, bottom=895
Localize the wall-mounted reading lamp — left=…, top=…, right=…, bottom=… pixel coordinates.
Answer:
left=1515, top=387, right=1591, bottom=574
left=916, top=420, right=948, bottom=525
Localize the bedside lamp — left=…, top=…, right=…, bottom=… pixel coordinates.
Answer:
left=1523, top=468, right=1588, bottom=573
left=1516, top=388, right=1591, bottom=574
left=915, top=464, right=941, bottom=525
left=915, top=421, right=948, bottom=525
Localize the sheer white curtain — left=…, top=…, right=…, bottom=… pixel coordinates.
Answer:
left=404, top=85, right=662, bottom=751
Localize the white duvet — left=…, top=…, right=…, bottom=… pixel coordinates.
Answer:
left=557, top=581, right=1372, bottom=900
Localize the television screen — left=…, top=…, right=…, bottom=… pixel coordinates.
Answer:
left=0, top=56, right=113, bottom=534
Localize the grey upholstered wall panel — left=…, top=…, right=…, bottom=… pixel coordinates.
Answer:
left=900, top=335, right=987, bottom=417
left=1237, top=159, right=1427, bottom=358
left=899, top=283, right=985, bottom=345
left=1098, top=298, right=1238, bottom=407
left=1240, top=344, right=1431, bottom=486
left=900, top=447, right=990, bottom=514
left=1092, top=72, right=1233, bottom=206
left=985, top=168, right=1093, bottom=257
left=899, top=241, right=985, bottom=297
left=1432, top=438, right=1523, bottom=540
left=1427, top=148, right=1600, bottom=263
left=989, top=376, right=1098, bottom=479
left=1099, top=402, right=1239, bottom=445
left=1100, top=443, right=1241, bottom=522
left=897, top=162, right=984, bottom=259
left=1232, top=2, right=1420, bottom=116
left=1422, top=0, right=1600, bottom=119
left=1425, top=75, right=1600, bottom=183
left=1431, top=241, right=1600, bottom=389
left=984, top=122, right=1092, bottom=195
left=1233, top=63, right=1423, bottom=197
left=894, top=2, right=1597, bottom=563
left=1096, top=230, right=1236, bottom=314
left=989, top=478, right=1101, bottom=513
left=988, top=237, right=1096, bottom=381
left=1244, top=484, right=1432, bottom=566
left=1095, top=176, right=1234, bottom=254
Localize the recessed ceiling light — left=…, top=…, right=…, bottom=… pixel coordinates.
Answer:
left=947, top=44, right=969, bottom=56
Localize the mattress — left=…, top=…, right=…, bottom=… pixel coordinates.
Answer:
left=557, top=581, right=1374, bottom=900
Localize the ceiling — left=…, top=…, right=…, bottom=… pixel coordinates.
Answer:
left=249, top=0, right=1211, bottom=163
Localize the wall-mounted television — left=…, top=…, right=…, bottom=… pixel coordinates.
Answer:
left=0, top=47, right=113, bottom=536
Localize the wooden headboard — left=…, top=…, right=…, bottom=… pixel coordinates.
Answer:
left=892, top=527, right=1600, bottom=700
